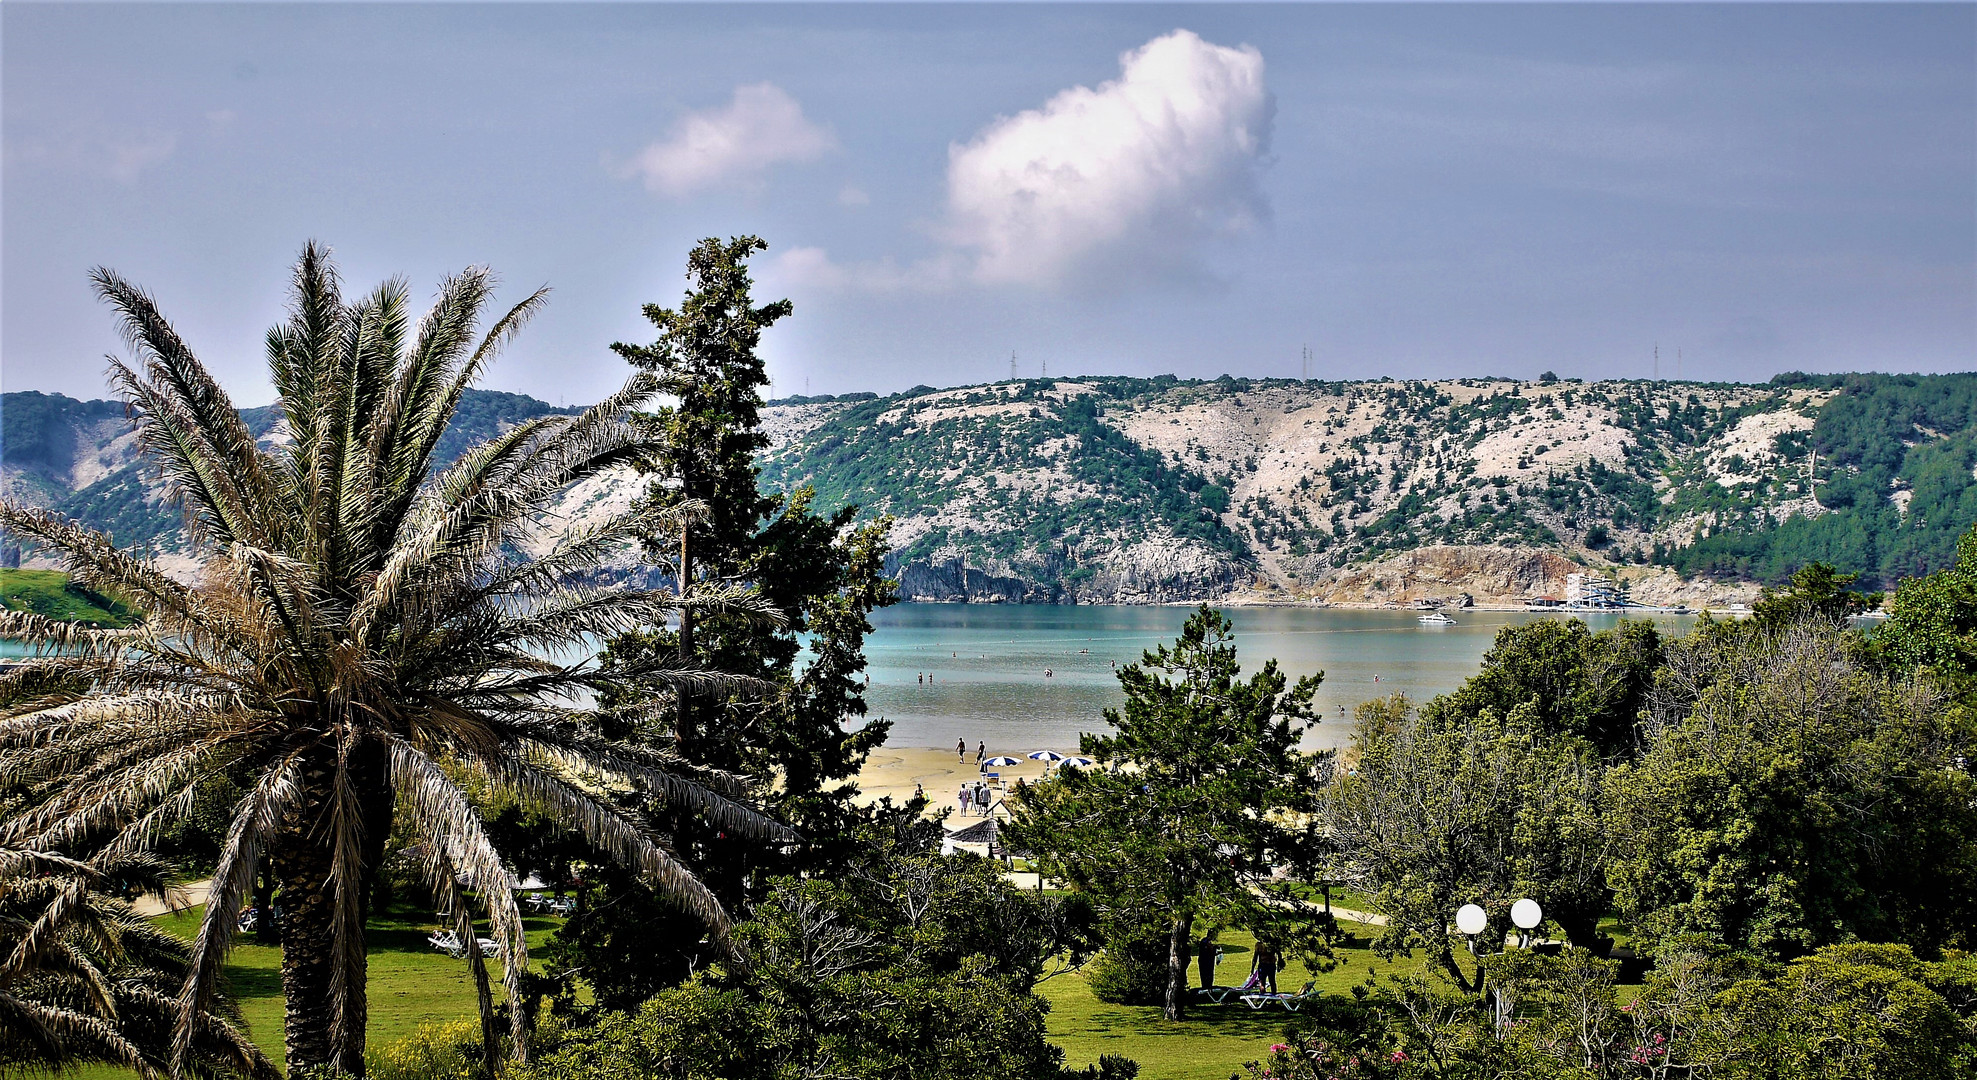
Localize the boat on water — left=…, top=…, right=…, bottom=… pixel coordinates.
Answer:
left=1418, top=612, right=1456, bottom=625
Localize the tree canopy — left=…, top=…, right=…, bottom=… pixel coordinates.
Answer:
left=1010, top=606, right=1325, bottom=1020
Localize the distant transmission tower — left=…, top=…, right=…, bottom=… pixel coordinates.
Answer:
left=1042, top=357, right=1047, bottom=379
left=1653, top=344, right=1659, bottom=382
left=1302, top=344, right=1311, bottom=381
left=1010, top=352, right=1018, bottom=382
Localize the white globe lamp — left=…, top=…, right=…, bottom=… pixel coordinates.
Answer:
left=1455, top=903, right=1487, bottom=936
left=1511, top=898, right=1543, bottom=931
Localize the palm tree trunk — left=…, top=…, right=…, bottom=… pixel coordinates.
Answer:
left=274, top=745, right=389, bottom=1077
left=274, top=829, right=348, bottom=1073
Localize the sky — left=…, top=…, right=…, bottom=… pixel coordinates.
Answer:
left=3, top=3, right=1973, bottom=407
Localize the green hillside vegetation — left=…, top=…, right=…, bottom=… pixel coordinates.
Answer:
left=1667, top=373, right=1977, bottom=587
left=760, top=372, right=1977, bottom=594
left=760, top=379, right=1251, bottom=593
left=2, top=388, right=578, bottom=554
left=0, top=568, right=135, bottom=626
left=12, top=374, right=1977, bottom=595
left=0, top=390, right=125, bottom=468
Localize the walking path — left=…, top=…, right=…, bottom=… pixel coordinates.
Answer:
left=133, top=878, right=212, bottom=918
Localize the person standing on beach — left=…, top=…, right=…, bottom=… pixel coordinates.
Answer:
left=957, top=738, right=967, bottom=761
left=958, top=784, right=972, bottom=817
left=976, top=741, right=986, bottom=765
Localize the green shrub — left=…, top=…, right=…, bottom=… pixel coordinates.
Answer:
left=365, top=1019, right=482, bottom=1080
left=1085, top=937, right=1170, bottom=1006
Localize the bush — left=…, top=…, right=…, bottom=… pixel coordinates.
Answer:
left=365, top=1020, right=481, bottom=1080
left=1085, top=936, right=1171, bottom=1006
left=1065, top=1054, right=1141, bottom=1080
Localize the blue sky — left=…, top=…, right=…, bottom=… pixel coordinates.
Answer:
left=4, top=3, right=1972, bottom=406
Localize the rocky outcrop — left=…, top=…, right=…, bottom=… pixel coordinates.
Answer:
left=1074, top=539, right=1245, bottom=604
left=887, top=537, right=1244, bottom=605
left=1307, top=546, right=1582, bottom=606
left=1301, top=545, right=1762, bottom=609
left=888, top=556, right=1037, bottom=603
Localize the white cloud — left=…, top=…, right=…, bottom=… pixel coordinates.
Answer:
left=771, top=246, right=960, bottom=294
left=944, top=29, right=1273, bottom=285
left=837, top=185, right=871, bottom=207
left=778, top=30, right=1272, bottom=293
left=618, top=83, right=834, bottom=199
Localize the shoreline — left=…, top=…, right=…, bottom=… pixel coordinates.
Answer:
left=853, top=745, right=1076, bottom=815
left=890, top=597, right=1741, bottom=614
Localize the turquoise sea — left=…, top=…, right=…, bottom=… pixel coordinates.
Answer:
left=858, top=603, right=1698, bottom=752
left=0, top=603, right=1699, bottom=754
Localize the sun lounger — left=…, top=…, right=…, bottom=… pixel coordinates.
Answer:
left=520, top=893, right=577, bottom=917
left=1240, top=980, right=1318, bottom=1011
left=1196, top=971, right=1260, bottom=1004
left=426, top=929, right=503, bottom=960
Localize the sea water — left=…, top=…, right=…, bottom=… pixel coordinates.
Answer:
left=0, top=604, right=1699, bottom=754
left=858, top=603, right=1698, bottom=752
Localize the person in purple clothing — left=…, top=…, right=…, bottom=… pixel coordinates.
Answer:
left=958, top=784, right=973, bottom=817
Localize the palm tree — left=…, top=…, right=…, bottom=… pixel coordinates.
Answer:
left=0, top=243, right=789, bottom=1076
left=0, top=847, right=274, bottom=1079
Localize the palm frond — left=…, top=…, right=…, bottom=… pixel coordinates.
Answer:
left=172, top=756, right=297, bottom=1069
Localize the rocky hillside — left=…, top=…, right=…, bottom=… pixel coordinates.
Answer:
left=6, top=372, right=1974, bottom=606
left=757, top=372, right=1977, bottom=604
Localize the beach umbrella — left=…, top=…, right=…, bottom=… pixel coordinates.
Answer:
left=1059, top=757, right=1094, bottom=769
left=1027, top=750, right=1065, bottom=761
left=983, top=756, right=1021, bottom=767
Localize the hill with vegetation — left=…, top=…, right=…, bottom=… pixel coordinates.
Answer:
left=759, top=372, right=1977, bottom=604
left=7, top=373, right=1974, bottom=603
left=2, top=388, right=580, bottom=575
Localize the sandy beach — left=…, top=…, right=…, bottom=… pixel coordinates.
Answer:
left=855, top=745, right=1077, bottom=818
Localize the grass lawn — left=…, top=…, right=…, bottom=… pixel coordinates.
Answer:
left=68, top=900, right=562, bottom=1079
left=70, top=895, right=1632, bottom=1080
left=1039, top=922, right=1442, bottom=1080
left=0, top=568, right=134, bottom=626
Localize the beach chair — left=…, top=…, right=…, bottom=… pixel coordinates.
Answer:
left=1240, top=980, right=1317, bottom=1011
left=1195, top=970, right=1260, bottom=1004
left=427, top=930, right=466, bottom=958
left=427, top=928, right=504, bottom=960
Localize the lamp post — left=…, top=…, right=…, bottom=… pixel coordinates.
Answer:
left=1455, top=899, right=1543, bottom=1011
